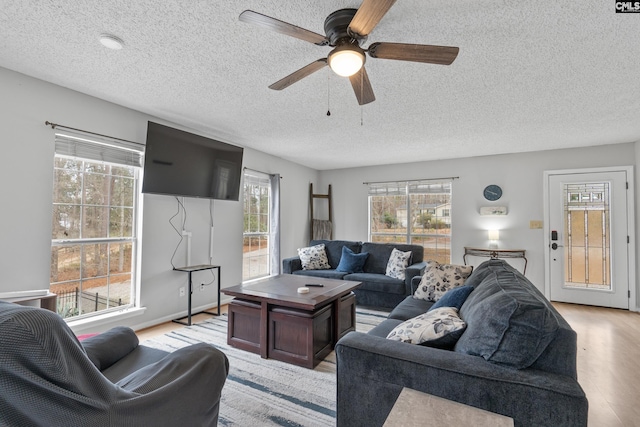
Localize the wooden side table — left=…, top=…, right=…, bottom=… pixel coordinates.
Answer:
left=463, top=247, right=527, bottom=274
left=383, top=388, right=514, bottom=427
left=0, top=292, right=57, bottom=312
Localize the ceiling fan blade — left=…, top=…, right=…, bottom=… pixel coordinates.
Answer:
left=269, top=59, right=328, bottom=91
left=348, top=0, right=397, bottom=38
left=368, top=42, right=459, bottom=65
left=349, top=67, right=375, bottom=105
left=239, top=10, right=328, bottom=46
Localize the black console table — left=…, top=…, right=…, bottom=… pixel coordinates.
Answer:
left=172, top=264, right=221, bottom=326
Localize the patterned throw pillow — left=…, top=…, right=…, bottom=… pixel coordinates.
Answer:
left=297, top=244, right=331, bottom=270
left=386, top=307, right=467, bottom=348
left=414, top=261, right=473, bottom=302
left=385, top=248, right=412, bottom=280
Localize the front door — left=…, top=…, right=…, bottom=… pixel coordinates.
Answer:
left=545, top=168, right=631, bottom=309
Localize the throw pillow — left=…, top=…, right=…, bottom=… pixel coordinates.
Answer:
left=297, top=244, right=331, bottom=270
left=385, top=248, right=412, bottom=280
left=428, top=285, right=474, bottom=312
left=336, top=246, right=369, bottom=273
left=386, top=307, right=467, bottom=349
left=414, top=261, right=473, bottom=302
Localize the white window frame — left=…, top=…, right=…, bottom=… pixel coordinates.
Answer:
left=50, top=130, right=143, bottom=321
left=242, top=170, right=272, bottom=281
left=368, top=179, right=453, bottom=263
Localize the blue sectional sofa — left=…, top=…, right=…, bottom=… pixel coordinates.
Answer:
left=282, top=239, right=426, bottom=309
left=335, top=259, right=588, bottom=427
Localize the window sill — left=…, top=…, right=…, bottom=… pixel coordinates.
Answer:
left=67, top=306, right=146, bottom=334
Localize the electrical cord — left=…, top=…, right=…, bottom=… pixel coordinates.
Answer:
left=169, top=197, right=187, bottom=268
left=200, top=270, right=217, bottom=287
left=201, top=198, right=216, bottom=285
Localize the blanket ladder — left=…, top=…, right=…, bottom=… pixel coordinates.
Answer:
left=310, top=183, right=333, bottom=241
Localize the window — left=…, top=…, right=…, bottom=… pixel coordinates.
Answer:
left=243, top=170, right=280, bottom=281
left=50, top=131, right=142, bottom=319
left=368, top=180, right=452, bottom=264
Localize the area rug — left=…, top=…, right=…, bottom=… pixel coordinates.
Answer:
left=142, top=307, right=387, bottom=427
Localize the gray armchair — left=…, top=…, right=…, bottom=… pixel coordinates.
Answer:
left=0, top=301, right=228, bottom=426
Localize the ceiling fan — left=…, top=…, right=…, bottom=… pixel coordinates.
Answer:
left=239, top=0, right=459, bottom=105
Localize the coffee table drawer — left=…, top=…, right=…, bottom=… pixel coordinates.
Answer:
left=268, top=304, right=333, bottom=368
left=228, top=299, right=261, bottom=354
left=337, top=292, right=356, bottom=339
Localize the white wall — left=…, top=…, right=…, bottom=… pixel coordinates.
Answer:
left=2, top=65, right=638, bottom=332
left=0, top=67, right=318, bottom=332
left=319, top=143, right=638, bottom=304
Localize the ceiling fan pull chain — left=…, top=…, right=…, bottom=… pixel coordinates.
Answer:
left=360, top=72, right=364, bottom=126
left=326, top=70, right=331, bottom=116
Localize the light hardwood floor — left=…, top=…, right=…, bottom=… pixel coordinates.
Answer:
left=553, top=302, right=640, bottom=427
left=135, top=303, right=640, bottom=426
left=135, top=307, right=228, bottom=342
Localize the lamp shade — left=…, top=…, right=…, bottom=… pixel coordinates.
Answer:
left=488, top=229, right=500, bottom=241
left=328, top=45, right=365, bottom=77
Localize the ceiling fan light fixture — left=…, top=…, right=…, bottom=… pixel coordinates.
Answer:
left=328, top=44, right=365, bottom=77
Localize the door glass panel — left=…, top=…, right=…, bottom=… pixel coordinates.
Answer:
left=564, top=182, right=611, bottom=290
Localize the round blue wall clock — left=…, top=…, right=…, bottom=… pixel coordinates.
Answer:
left=483, top=185, right=502, bottom=201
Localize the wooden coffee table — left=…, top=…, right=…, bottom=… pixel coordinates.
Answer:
left=221, top=274, right=361, bottom=368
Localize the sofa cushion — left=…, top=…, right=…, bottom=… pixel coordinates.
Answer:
left=388, top=296, right=434, bottom=320
left=311, top=239, right=361, bottom=269
left=386, top=307, right=466, bottom=349
left=336, top=246, right=369, bottom=273
left=454, top=267, right=560, bottom=369
left=361, top=243, right=421, bottom=275
left=343, top=273, right=405, bottom=294
left=367, top=318, right=404, bottom=338
left=385, top=248, right=412, bottom=280
left=82, top=326, right=139, bottom=371
left=297, top=243, right=331, bottom=270
left=101, top=345, right=169, bottom=382
left=414, top=261, right=473, bottom=302
left=463, top=259, right=502, bottom=288
left=292, top=269, right=347, bottom=280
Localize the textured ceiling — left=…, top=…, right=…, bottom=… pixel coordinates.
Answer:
left=1, top=1, right=639, bottom=170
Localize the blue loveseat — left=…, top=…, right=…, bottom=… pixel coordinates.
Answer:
left=282, top=239, right=426, bottom=309
left=335, top=259, right=588, bottom=427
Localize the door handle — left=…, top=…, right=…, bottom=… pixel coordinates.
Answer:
left=551, top=243, right=564, bottom=250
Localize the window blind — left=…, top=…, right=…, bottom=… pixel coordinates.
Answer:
left=368, top=180, right=452, bottom=195
left=244, top=171, right=271, bottom=187
left=54, top=130, right=144, bottom=167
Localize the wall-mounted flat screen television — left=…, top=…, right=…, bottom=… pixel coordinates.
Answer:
left=142, top=122, right=244, bottom=201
